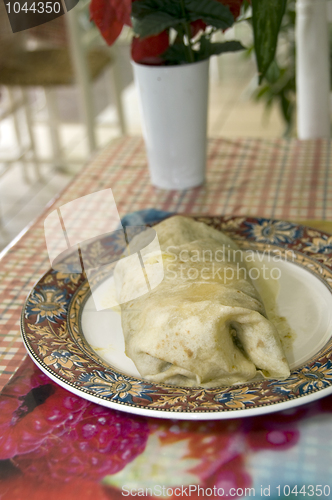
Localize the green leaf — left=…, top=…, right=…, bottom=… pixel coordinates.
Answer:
left=252, top=0, right=287, bottom=84
left=254, top=85, right=271, bottom=100
left=161, top=38, right=245, bottom=65
left=280, top=93, right=292, bottom=123
left=201, top=40, right=245, bottom=58
left=185, top=0, right=234, bottom=30
left=132, top=12, right=183, bottom=38
left=264, top=59, right=281, bottom=84
left=132, top=0, right=181, bottom=18
left=131, top=0, right=235, bottom=38
left=197, top=36, right=245, bottom=60
left=131, top=0, right=183, bottom=38
left=161, top=44, right=190, bottom=65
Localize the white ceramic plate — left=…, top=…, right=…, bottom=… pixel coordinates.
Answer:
left=21, top=216, right=332, bottom=420
left=82, top=253, right=332, bottom=375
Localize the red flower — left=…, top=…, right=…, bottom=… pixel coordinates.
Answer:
left=204, top=456, right=252, bottom=499
left=0, top=358, right=149, bottom=483
left=218, top=0, right=244, bottom=20
left=89, top=0, right=131, bottom=46
left=131, top=31, right=170, bottom=64
left=243, top=413, right=300, bottom=451
left=0, top=359, right=89, bottom=460
left=14, top=404, right=149, bottom=483
left=153, top=419, right=243, bottom=482
left=0, top=476, right=111, bottom=500
left=191, top=19, right=207, bottom=38
left=90, top=0, right=244, bottom=64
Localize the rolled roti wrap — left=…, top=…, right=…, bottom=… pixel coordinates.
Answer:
left=114, top=216, right=290, bottom=387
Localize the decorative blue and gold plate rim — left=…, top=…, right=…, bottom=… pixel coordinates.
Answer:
left=20, top=216, right=332, bottom=420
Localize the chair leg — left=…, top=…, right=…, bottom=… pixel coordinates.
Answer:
left=65, top=9, right=97, bottom=155
left=21, top=88, right=42, bottom=181
left=45, top=87, right=63, bottom=170
left=109, top=47, right=126, bottom=136
left=79, top=71, right=97, bottom=154
left=7, top=87, right=30, bottom=183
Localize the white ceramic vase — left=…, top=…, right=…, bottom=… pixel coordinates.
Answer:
left=132, top=58, right=210, bottom=190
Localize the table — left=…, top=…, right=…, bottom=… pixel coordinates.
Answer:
left=0, top=136, right=332, bottom=499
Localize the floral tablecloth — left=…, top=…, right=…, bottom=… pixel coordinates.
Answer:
left=1, top=136, right=332, bottom=499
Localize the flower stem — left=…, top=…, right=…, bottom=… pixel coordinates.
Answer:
left=179, top=0, right=195, bottom=63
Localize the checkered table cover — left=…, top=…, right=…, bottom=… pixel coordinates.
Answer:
left=1, top=136, right=332, bottom=390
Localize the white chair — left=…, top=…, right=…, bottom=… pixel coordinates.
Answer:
left=0, top=87, right=40, bottom=182
left=0, top=11, right=40, bottom=182
left=0, top=3, right=126, bottom=174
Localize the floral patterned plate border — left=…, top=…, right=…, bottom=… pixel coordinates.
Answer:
left=21, top=216, right=332, bottom=420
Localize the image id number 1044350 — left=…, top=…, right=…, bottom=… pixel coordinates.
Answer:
left=275, top=485, right=331, bottom=496
left=5, top=1, right=61, bottom=13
